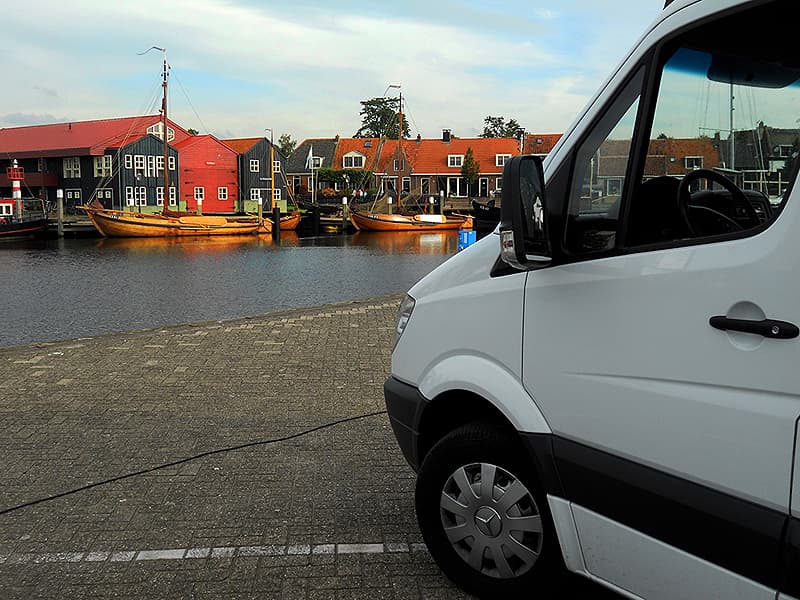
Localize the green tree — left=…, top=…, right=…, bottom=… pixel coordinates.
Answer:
left=277, top=133, right=297, bottom=157
left=481, top=115, right=523, bottom=138
left=354, top=97, right=411, bottom=139
left=461, top=147, right=481, bottom=194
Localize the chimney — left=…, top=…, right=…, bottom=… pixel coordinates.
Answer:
left=416, top=134, right=421, bottom=144
left=442, top=129, right=451, bottom=143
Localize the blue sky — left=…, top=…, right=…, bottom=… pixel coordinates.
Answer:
left=3, top=1, right=663, bottom=143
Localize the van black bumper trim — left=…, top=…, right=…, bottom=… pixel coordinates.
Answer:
left=553, top=436, right=787, bottom=592
left=384, top=377, right=428, bottom=471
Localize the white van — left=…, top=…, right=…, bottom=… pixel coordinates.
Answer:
left=384, top=0, right=799, bottom=598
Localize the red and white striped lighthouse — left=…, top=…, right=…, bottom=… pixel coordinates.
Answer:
left=7, top=159, right=24, bottom=219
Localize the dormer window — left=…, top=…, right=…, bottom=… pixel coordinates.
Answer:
left=147, top=122, right=175, bottom=142
left=394, top=159, right=404, bottom=171
left=364, top=140, right=373, bottom=148
left=343, top=153, right=365, bottom=169
left=496, top=154, right=512, bottom=167
left=448, top=155, right=464, bottom=168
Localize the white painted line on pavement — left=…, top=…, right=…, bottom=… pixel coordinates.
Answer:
left=2, top=542, right=428, bottom=566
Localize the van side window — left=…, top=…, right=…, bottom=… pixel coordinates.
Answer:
left=624, top=17, right=799, bottom=247
left=565, top=69, right=644, bottom=254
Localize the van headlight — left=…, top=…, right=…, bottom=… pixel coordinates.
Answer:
left=394, top=294, right=416, bottom=349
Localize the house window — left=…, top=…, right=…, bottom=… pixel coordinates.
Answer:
left=194, top=187, right=204, bottom=202
left=250, top=188, right=263, bottom=201
left=496, top=154, right=512, bottom=167
left=684, top=156, right=703, bottom=170
left=273, top=188, right=281, bottom=201
left=777, top=145, right=794, bottom=158
left=250, top=159, right=259, bottom=172
left=218, top=187, right=228, bottom=200
left=124, top=155, right=133, bottom=169
left=447, top=177, right=466, bottom=197
left=496, top=177, right=503, bottom=192
left=311, top=157, right=322, bottom=169
left=65, top=189, right=81, bottom=202
left=307, top=176, right=313, bottom=188
left=157, top=156, right=164, bottom=172
left=448, top=155, right=463, bottom=168
left=96, top=188, right=112, bottom=201
left=125, top=187, right=134, bottom=206
left=156, top=187, right=164, bottom=206
left=37, top=158, right=46, bottom=172
left=343, top=154, right=364, bottom=169
left=273, top=159, right=281, bottom=173
left=134, top=187, right=147, bottom=206
left=63, top=157, right=81, bottom=178
left=93, top=155, right=113, bottom=177
left=169, top=187, right=177, bottom=206
left=168, top=156, right=176, bottom=170
left=402, top=177, right=411, bottom=193
left=134, top=155, right=145, bottom=174
left=146, top=122, right=175, bottom=142
left=146, top=155, right=157, bottom=177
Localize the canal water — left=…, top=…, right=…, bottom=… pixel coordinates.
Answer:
left=0, top=231, right=467, bottom=348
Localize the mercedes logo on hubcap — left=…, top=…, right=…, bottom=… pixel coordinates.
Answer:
left=474, top=506, right=502, bottom=538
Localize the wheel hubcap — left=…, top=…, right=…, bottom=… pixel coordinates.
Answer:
left=439, top=462, right=543, bottom=579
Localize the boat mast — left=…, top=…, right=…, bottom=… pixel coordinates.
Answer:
left=161, top=48, right=170, bottom=211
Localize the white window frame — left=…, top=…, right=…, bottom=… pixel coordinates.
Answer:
left=65, top=189, right=81, bottom=202
left=273, top=159, right=281, bottom=173
left=168, top=156, right=176, bottom=170
left=496, top=154, right=512, bottom=167
left=93, top=155, right=113, bottom=177
left=146, top=155, right=156, bottom=177
left=124, top=154, right=133, bottom=169
left=96, top=188, right=112, bottom=201
left=134, top=187, right=147, bottom=206
left=343, top=154, right=364, bottom=169
left=684, top=156, right=703, bottom=170
left=63, top=157, right=81, bottom=178
left=250, top=159, right=259, bottom=172
left=156, top=187, right=164, bottom=206
left=134, top=155, right=145, bottom=174
left=157, top=156, right=164, bottom=172
left=218, top=187, right=228, bottom=200
left=402, top=177, right=411, bottom=193
left=250, top=188, right=262, bottom=201
left=273, top=188, right=281, bottom=201
left=125, top=186, right=135, bottom=206
left=169, top=187, right=177, bottom=206
left=448, top=155, right=464, bottom=168
left=194, top=187, right=204, bottom=201
left=311, top=157, right=322, bottom=169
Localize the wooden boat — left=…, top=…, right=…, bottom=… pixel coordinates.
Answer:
left=349, top=209, right=472, bottom=232
left=80, top=201, right=262, bottom=237
left=277, top=209, right=301, bottom=231
left=471, top=199, right=501, bottom=233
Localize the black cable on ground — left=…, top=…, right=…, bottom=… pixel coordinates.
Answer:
left=0, top=410, right=387, bottom=517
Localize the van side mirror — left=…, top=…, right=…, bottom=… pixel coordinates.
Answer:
left=499, top=155, right=551, bottom=269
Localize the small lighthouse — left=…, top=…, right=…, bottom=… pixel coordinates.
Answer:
left=7, top=159, right=24, bottom=219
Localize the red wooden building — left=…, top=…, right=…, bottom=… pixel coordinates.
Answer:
left=175, top=135, right=238, bottom=213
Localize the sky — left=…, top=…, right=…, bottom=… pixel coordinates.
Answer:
left=3, top=1, right=664, bottom=144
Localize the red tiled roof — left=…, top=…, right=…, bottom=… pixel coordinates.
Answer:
left=523, top=133, right=562, bottom=155
left=409, top=137, right=520, bottom=175
left=174, top=134, right=236, bottom=154
left=0, top=115, right=192, bottom=158
left=333, top=137, right=383, bottom=171
left=222, top=137, right=262, bottom=154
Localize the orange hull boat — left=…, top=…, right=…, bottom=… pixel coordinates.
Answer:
left=349, top=210, right=473, bottom=232
left=80, top=204, right=262, bottom=237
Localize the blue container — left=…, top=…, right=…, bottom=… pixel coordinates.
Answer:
left=457, top=230, right=477, bottom=252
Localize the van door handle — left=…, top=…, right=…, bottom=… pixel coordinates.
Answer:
left=709, top=316, right=799, bottom=340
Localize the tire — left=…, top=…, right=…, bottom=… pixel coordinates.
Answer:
left=415, top=422, right=563, bottom=599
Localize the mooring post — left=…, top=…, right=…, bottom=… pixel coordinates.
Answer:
left=341, top=196, right=348, bottom=234
left=56, top=188, right=64, bottom=238
left=272, top=205, right=281, bottom=241
left=312, top=205, right=320, bottom=236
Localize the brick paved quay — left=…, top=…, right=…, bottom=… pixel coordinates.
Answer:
left=0, top=295, right=617, bottom=600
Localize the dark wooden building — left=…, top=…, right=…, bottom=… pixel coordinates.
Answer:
left=223, top=137, right=288, bottom=212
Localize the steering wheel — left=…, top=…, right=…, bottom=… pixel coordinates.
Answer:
left=677, top=169, right=758, bottom=236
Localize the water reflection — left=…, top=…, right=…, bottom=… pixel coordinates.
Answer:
left=0, top=232, right=460, bottom=347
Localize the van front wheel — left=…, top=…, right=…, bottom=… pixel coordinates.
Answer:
left=415, top=423, right=562, bottom=598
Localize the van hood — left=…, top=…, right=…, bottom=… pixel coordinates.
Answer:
left=408, top=231, right=502, bottom=301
